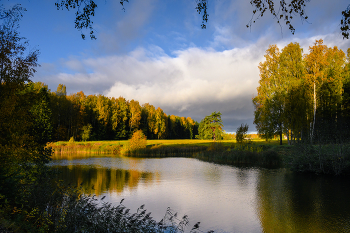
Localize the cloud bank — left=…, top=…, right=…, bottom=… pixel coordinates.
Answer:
left=38, top=42, right=267, bottom=132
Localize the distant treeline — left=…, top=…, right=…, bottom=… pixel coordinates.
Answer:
left=33, top=83, right=198, bottom=141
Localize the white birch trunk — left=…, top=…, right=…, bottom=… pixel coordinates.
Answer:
left=311, top=81, right=316, bottom=144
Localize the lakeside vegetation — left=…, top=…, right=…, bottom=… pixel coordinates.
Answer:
left=49, top=138, right=285, bottom=167
left=49, top=138, right=277, bottom=156
left=49, top=137, right=350, bottom=175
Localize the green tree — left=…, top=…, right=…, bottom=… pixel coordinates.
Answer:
left=315, top=46, right=346, bottom=142
left=129, top=99, right=142, bottom=133
left=81, top=124, right=92, bottom=141
left=141, top=103, right=157, bottom=139
left=254, top=40, right=349, bottom=144
left=304, top=39, right=329, bottom=143
left=253, top=45, right=286, bottom=145
left=196, top=111, right=223, bottom=141
left=0, top=8, right=53, bottom=229
left=186, top=117, right=196, bottom=139
left=56, top=83, right=67, bottom=96
left=154, top=107, right=167, bottom=139
left=236, top=123, right=249, bottom=143
left=279, top=42, right=306, bottom=144
left=111, top=97, right=130, bottom=139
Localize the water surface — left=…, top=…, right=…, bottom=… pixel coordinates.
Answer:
left=50, top=156, right=350, bottom=232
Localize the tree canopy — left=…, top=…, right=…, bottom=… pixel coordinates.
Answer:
left=236, top=123, right=249, bottom=143
left=196, top=111, right=223, bottom=141
left=54, top=0, right=350, bottom=39
left=253, top=40, right=349, bottom=145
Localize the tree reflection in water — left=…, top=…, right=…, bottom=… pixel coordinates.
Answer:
left=256, top=169, right=350, bottom=232
left=53, top=165, right=154, bottom=195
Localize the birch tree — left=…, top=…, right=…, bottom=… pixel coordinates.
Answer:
left=279, top=42, right=305, bottom=143
left=304, top=39, right=328, bottom=143
left=253, top=45, right=286, bottom=145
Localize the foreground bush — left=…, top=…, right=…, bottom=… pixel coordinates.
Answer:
left=1, top=178, right=212, bottom=233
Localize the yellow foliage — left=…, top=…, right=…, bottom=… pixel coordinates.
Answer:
left=68, top=136, right=75, bottom=144
left=127, top=130, right=147, bottom=153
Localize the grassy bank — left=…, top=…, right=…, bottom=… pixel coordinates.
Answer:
left=48, top=139, right=286, bottom=154
left=48, top=139, right=285, bottom=155
left=48, top=139, right=287, bottom=166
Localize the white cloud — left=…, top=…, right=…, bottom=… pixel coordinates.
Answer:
left=103, top=45, right=262, bottom=113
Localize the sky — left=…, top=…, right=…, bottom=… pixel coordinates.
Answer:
left=4, top=0, right=350, bottom=133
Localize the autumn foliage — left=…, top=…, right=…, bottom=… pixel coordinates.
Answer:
left=253, top=40, right=350, bottom=145
left=127, top=130, right=147, bottom=153
left=47, top=89, right=198, bottom=142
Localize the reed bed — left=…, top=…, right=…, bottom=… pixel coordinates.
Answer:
left=47, top=141, right=125, bottom=155
left=287, top=143, right=350, bottom=175
left=194, top=143, right=282, bottom=168
left=47, top=139, right=288, bottom=167
left=125, top=144, right=208, bottom=158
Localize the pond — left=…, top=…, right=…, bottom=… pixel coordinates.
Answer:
left=49, top=155, right=350, bottom=233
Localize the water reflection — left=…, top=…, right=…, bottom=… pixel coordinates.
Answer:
left=50, top=156, right=350, bottom=232
left=256, top=169, right=350, bottom=232
left=53, top=165, right=154, bottom=196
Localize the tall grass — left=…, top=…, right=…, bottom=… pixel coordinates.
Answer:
left=193, top=142, right=282, bottom=168
left=47, top=141, right=126, bottom=155
left=1, top=178, right=212, bottom=233
left=53, top=192, right=204, bottom=233
left=286, top=143, right=350, bottom=175
left=124, top=144, right=208, bottom=158
left=48, top=139, right=285, bottom=155
left=47, top=140, right=286, bottom=168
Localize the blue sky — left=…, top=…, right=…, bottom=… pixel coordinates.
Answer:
left=5, top=0, right=350, bottom=133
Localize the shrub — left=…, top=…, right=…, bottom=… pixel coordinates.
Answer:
left=123, top=130, right=147, bottom=155
left=68, top=136, right=75, bottom=143
left=236, top=123, right=249, bottom=143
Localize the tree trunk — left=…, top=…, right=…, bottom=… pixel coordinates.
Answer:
left=279, top=124, right=283, bottom=145
left=311, top=81, right=316, bottom=144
